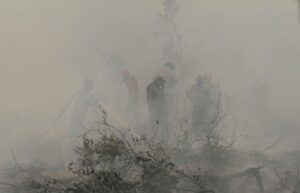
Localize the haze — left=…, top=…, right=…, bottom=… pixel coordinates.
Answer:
left=0, top=0, right=300, bottom=165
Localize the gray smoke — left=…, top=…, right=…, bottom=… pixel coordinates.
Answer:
left=0, top=0, right=299, bottom=168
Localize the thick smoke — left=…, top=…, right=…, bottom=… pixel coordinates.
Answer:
left=0, top=0, right=300, bottom=168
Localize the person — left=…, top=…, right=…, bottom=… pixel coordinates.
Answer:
left=156, top=62, right=178, bottom=88
left=146, top=76, right=169, bottom=143
left=186, top=75, right=219, bottom=134
left=69, top=79, right=98, bottom=137
left=156, top=62, right=177, bottom=99
left=121, top=70, right=139, bottom=120
left=155, top=62, right=178, bottom=122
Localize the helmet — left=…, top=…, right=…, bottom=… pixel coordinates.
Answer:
left=155, top=76, right=166, bottom=86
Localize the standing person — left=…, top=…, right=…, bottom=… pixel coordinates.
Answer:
left=69, top=79, right=98, bottom=137
left=186, top=75, right=219, bottom=134
left=155, top=62, right=178, bottom=111
left=121, top=70, right=139, bottom=120
left=146, top=76, right=169, bottom=143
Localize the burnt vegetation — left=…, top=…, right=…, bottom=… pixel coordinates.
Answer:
left=1, top=1, right=300, bottom=192
left=3, top=107, right=217, bottom=193
left=3, top=97, right=300, bottom=193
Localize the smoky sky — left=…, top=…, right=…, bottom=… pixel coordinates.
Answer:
left=0, top=0, right=300, bottom=165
